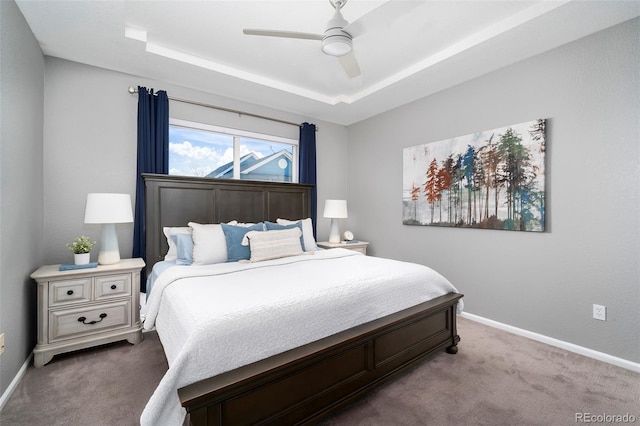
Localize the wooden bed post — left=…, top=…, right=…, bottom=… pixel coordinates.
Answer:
left=446, top=303, right=461, bottom=354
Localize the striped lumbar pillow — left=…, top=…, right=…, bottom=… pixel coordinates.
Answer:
left=242, top=228, right=303, bottom=262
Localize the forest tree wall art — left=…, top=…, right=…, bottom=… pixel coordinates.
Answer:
left=403, top=119, right=546, bottom=232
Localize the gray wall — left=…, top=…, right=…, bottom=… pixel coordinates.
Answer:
left=0, top=1, right=45, bottom=396
left=346, top=18, right=640, bottom=362
left=42, top=58, right=349, bottom=267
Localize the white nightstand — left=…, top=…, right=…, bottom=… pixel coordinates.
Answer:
left=30, top=258, right=145, bottom=367
left=317, top=241, right=369, bottom=255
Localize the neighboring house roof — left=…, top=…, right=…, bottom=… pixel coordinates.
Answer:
left=207, top=150, right=292, bottom=180
left=207, top=152, right=260, bottom=179
left=242, top=150, right=291, bottom=175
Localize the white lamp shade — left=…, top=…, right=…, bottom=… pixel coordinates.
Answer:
left=84, top=193, right=134, bottom=224
left=323, top=199, right=348, bottom=219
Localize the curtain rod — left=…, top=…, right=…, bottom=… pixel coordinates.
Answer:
left=128, top=86, right=316, bottom=130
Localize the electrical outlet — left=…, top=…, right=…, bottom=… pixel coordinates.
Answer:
left=0, top=333, right=4, bottom=355
left=593, top=304, right=606, bottom=321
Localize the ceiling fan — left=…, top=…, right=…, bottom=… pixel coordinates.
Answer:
left=243, top=0, right=413, bottom=79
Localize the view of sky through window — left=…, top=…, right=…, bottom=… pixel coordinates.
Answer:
left=169, top=125, right=295, bottom=180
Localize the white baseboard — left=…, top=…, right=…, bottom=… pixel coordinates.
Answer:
left=0, top=352, right=32, bottom=412
left=460, top=312, right=640, bottom=373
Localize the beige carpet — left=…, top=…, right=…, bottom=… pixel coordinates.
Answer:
left=1, top=317, right=638, bottom=425
left=323, top=318, right=640, bottom=425
left=0, top=331, right=167, bottom=426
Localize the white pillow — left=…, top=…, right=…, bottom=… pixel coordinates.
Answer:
left=163, top=227, right=192, bottom=261
left=188, top=221, right=236, bottom=265
left=235, top=222, right=257, bottom=227
left=276, top=218, right=318, bottom=251
left=243, top=228, right=303, bottom=262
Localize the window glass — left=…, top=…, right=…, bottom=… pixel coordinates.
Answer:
left=238, top=138, right=294, bottom=182
left=169, top=125, right=233, bottom=177
left=168, top=119, right=298, bottom=183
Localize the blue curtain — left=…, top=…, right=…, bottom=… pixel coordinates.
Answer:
left=299, top=122, right=317, bottom=236
left=133, top=87, right=169, bottom=291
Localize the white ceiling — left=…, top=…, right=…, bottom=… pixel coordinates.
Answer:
left=15, top=0, right=640, bottom=126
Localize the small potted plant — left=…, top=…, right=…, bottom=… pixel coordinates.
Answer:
left=67, top=235, right=96, bottom=265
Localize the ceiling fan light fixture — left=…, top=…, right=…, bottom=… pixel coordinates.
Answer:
left=322, top=33, right=352, bottom=56
left=322, top=4, right=351, bottom=57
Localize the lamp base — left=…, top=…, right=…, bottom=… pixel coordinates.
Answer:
left=328, top=218, right=341, bottom=243
left=98, top=223, right=121, bottom=265
left=98, top=250, right=121, bottom=265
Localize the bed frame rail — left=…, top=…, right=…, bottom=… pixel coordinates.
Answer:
left=179, top=292, right=462, bottom=425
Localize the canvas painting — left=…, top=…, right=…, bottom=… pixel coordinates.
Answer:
left=403, top=119, right=546, bottom=232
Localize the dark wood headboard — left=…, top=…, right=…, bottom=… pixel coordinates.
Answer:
left=143, top=174, right=313, bottom=277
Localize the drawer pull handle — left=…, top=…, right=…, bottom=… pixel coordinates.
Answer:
left=67, top=290, right=74, bottom=296
left=110, top=284, right=117, bottom=290
left=77, top=313, right=107, bottom=325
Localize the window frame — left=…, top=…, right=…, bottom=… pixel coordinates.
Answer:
left=169, top=118, right=299, bottom=183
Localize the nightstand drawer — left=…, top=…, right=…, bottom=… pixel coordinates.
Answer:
left=49, top=279, right=92, bottom=307
left=317, top=241, right=369, bottom=255
left=95, top=274, right=131, bottom=300
left=49, top=300, right=131, bottom=342
left=348, top=246, right=367, bottom=255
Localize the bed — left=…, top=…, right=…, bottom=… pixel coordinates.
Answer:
left=140, top=174, right=463, bottom=426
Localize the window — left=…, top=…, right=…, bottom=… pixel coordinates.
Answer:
left=169, top=119, right=298, bottom=183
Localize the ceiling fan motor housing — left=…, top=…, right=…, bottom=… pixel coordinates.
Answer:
left=322, top=7, right=352, bottom=56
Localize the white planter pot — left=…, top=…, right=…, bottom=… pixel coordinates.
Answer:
left=74, top=253, right=90, bottom=265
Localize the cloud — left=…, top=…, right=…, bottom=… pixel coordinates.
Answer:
left=169, top=141, right=221, bottom=161
left=219, top=145, right=263, bottom=165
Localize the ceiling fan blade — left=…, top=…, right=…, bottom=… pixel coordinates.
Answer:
left=343, top=0, right=422, bottom=38
left=243, top=29, right=323, bottom=41
left=337, top=52, right=361, bottom=78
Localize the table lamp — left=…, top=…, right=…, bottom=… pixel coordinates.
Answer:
left=84, top=193, right=134, bottom=265
left=323, top=199, right=348, bottom=243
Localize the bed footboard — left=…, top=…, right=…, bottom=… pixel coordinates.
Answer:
left=178, top=292, right=463, bottom=425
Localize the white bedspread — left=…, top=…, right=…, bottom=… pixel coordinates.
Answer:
left=140, top=249, right=462, bottom=426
